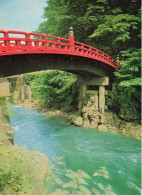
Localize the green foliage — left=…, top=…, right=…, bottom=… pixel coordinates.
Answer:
left=106, top=83, right=140, bottom=121
left=24, top=70, right=79, bottom=111
left=89, top=13, right=140, bottom=56
left=106, top=49, right=141, bottom=121
left=46, top=155, right=116, bottom=195
left=0, top=146, right=45, bottom=194
left=115, top=49, right=141, bottom=86
left=36, top=0, right=140, bottom=57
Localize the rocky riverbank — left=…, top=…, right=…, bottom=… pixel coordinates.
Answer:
left=71, top=95, right=141, bottom=140
left=72, top=111, right=141, bottom=139
left=16, top=99, right=141, bottom=140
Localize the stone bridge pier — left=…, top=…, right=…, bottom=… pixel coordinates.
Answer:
left=78, top=76, right=109, bottom=114
left=0, top=78, right=14, bottom=146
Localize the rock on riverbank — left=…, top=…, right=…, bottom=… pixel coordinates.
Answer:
left=71, top=96, right=141, bottom=140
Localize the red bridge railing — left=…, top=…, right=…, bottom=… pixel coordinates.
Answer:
left=0, top=30, right=119, bottom=69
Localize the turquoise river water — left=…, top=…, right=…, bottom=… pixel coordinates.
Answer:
left=9, top=104, right=141, bottom=195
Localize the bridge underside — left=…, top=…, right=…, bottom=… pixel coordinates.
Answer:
left=0, top=54, right=114, bottom=77
left=0, top=54, right=115, bottom=114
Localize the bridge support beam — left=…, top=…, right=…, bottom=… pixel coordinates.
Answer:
left=21, top=85, right=32, bottom=100
left=78, top=76, right=109, bottom=114
left=99, top=85, right=105, bottom=114
left=12, top=75, right=24, bottom=101
left=0, top=78, right=14, bottom=146
left=78, top=85, right=86, bottom=114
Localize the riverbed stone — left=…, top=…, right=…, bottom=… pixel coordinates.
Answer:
left=83, top=120, right=90, bottom=128
left=82, top=109, right=89, bottom=119
left=6, top=130, right=14, bottom=140
left=108, top=126, right=118, bottom=134
left=99, top=114, right=105, bottom=124
left=134, top=126, right=141, bottom=139
left=94, top=95, right=99, bottom=110
left=90, top=96, right=95, bottom=103
left=71, top=116, right=83, bottom=127
left=90, top=121, right=98, bottom=129
left=89, top=112, right=99, bottom=123
left=87, top=101, right=92, bottom=107
left=82, top=106, right=89, bottom=124
left=98, top=124, right=108, bottom=132
left=120, top=125, right=141, bottom=140
left=89, top=106, right=96, bottom=112
left=82, top=106, right=89, bottom=113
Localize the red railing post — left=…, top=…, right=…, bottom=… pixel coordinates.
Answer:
left=42, top=35, right=47, bottom=48
left=80, top=44, right=84, bottom=55
left=25, top=33, right=31, bottom=49
left=4, top=31, right=10, bottom=47
left=57, top=38, right=61, bottom=49
left=68, top=27, right=74, bottom=52
left=15, top=39, right=21, bottom=48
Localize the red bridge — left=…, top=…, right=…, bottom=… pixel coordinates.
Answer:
left=0, top=29, right=119, bottom=113
left=0, top=30, right=118, bottom=77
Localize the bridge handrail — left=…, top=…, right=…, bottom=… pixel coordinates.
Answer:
left=74, top=41, right=114, bottom=61
left=0, top=30, right=119, bottom=69
left=0, top=30, right=70, bottom=42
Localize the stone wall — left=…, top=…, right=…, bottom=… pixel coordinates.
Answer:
left=21, top=85, right=31, bottom=100
left=11, top=75, right=24, bottom=101
left=0, top=78, right=14, bottom=146
left=0, top=97, right=14, bottom=146
left=9, top=75, right=31, bottom=102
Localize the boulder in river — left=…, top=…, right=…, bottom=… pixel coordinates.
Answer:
left=90, top=121, right=98, bottom=129
left=71, top=116, right=83, bottom=127
left=108, top=126, right=118, bottom=134
left=98, top=124, right=108, bottom=132
left=83, top=120, right=90, bottom=128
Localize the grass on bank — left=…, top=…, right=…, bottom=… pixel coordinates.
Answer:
left=0, top=145, right=48, bottom=195
left=0, top=146, right=116, bottom=195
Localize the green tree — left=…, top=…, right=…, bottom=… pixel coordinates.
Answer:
left=106, top=49, right=141, bottom=121
left=88, top=0, right=140, bottom=57
left=24, top=70, right=78, bottom=111
left=37, top=0, right=140, bottom=57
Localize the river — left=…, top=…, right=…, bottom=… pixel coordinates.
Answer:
left=9, top=104, right=141, bottom=195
